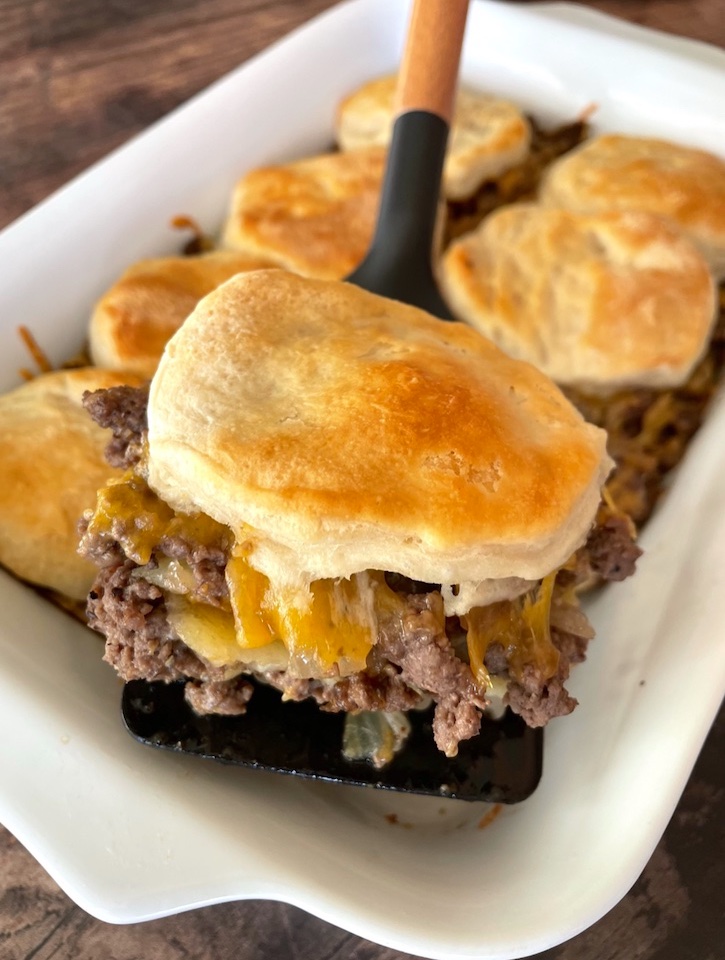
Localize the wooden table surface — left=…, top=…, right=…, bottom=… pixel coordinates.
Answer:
left=1, top=2, right=724, bottom=958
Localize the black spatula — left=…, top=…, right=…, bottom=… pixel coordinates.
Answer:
left=346, top=0, right=467, bottom=317
left=122, top=0, right=543, bottom=803
left=123, top=680, right=541, bottom=803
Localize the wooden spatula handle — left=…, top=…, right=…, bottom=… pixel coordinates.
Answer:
left=395, top=0, right=470, bottom=123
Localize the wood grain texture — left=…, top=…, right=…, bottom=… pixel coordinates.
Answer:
left=0, top=0, right=338, bottom=229
left=562, top=0, right=725, bottom=44
left=0, top=1, right=724, bottom=959
left=396, top=0, right=469, bottom=119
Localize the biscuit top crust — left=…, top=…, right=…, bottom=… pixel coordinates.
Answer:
left=89, top=251, right=271, bottom=378
left=540, top=134, right=725, bottom=278
left=222, top=148, right=386, bottom=281
left=441, top=204, right=717, bottom=393
left=336, top=74, right=531, bottom=200
left=147, top=271, right=611, bottom=587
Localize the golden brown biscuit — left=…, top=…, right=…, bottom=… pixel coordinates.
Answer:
left=89, top=251, right=271, bottom=378
left=221, top=147, right=386, bottom=280
left=0, top=368, right=144, bottom=600
left=440, top=204, right=716, bottom=394
left=147, top=270, right=611, bottom=591
left=540, top=134, right=725, bottom=279
left=336, top=75, right=531, bottom=200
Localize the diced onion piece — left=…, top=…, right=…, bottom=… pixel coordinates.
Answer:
left=235, top=640, right=289, bottom=672
left=134, top=557, right=197, bottom=594
left=342, top=711, right=412, bottom=769
left=166, top=592, right=290, bottom=672
left=165, top=593, right=241, bottom=669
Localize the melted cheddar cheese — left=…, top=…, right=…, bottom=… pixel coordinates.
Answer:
left=465, top=572, right=559, bottom=686
left=85, top=473, right=395, bottom=676
left=85, top=471, right=229, bottom=564
left=86, top=472, right=561, bottom=685
left=226, top=552, right=388, bottom=675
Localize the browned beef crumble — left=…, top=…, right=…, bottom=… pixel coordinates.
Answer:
left=503, top=627, right=591, bottom=727
left=265, top=593, right=489, bottom=756
left=90, top=560, right=205, bottom=682
left=560, top=507, right=642, bottom=590
left=482, top=642, right=509, bottom=676
left=584, top=511, right=641, bottom=581
left=259, top=669, right=423, bottom=715
left=376, top=592, right=488, bottom=756
left=505, top=658, right=577, bottom=727
left=184, top=679, right=253, bottom=716
left=483, top=622, right=589, bottom=727
left=80, top=514, right=230, bottom=608
left=88, top=559, right=252, bottom=714
left=78, top=515, right=124, bottom=568
left=86, top=525, right=596, bottom=746
left=82, top=383, right=150, bottom=469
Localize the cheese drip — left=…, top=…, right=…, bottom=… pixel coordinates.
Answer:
left=83, top=471, right=230, bottom=565
left=464, top=572, right=559, bottom=688
left=226, top=553, right=389, bottom=676
left=83, top=473, right=394, bottom=676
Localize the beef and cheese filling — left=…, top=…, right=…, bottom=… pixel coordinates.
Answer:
left=78, top=272, right=628, bottom=760
left=80, top=382, right=638, bottom=758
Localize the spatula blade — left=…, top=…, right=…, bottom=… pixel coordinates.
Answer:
left=122, top=680, right=542, bottom=803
